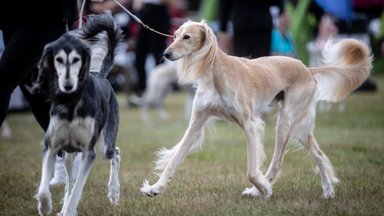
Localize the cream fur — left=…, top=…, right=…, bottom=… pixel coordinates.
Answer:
left=140, top=20, right=372, bottom=198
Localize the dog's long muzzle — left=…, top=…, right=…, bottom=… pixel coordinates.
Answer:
left=163, top=48, right=179, bottom=61
left=64, top=82, right=74, bottom=91
left=59, top=80, right=76, bottom=93
left=163, top=50, right=173, bottom=60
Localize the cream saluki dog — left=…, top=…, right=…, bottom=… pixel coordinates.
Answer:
left=140, top=20, right=372, bottom=198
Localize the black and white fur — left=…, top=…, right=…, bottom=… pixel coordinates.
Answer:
left=33, top=11, right=122, bottom=216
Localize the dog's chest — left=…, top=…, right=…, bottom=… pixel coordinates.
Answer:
left=195, top=88, right=238, bottom=116
left=48, top=116, right=96, bottom=151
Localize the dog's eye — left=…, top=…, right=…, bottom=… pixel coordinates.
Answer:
left=72, top=57, right=80, bottom=64
left=183, top=35, right=191, bottom=40
left=56, top=57, right=63, bottom=64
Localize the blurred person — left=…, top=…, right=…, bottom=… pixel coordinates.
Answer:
left=306, top=14, right=346, bottom=113
left=218, top=0, right=284, bottom=121
left=0, top=0, right=107, bottom=186
left=88, top=0, right=130, bottom=14
left=306, top=14, right=339, bottom=68
left=0, top=0, right=78, bottom=130
left=218, top=0, right=284, bottom=58
left=131, top=0, right=174, bottom=97
left=0, top=0, right=79, bottom=185
left=271, top=11, right=297, bottom=58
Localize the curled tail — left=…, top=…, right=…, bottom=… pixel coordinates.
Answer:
left=310, top=39, right=373, bottom=102
left=77, top=11, right=122, bottom=79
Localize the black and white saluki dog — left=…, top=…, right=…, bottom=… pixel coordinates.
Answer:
left=32, top=11, right=122, bottom=216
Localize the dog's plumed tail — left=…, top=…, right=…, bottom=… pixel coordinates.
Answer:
left=310, top=39, right=372, bottom=103
left=79, top=11, right=122, bottom=79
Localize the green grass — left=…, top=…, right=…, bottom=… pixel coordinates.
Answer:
left=1, top=75, right=384, bottom=216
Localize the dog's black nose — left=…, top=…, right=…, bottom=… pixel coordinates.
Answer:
left=64, top=84, right=73, bottom=91
left=163, top=52, right=171, bottom=59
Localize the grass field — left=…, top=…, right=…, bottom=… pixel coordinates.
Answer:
left=1, top=75, right=383, bottom=216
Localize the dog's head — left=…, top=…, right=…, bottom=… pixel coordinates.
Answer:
left=163, top=20, right=217, bottom=61
left=38, top=34, right=91, bottom=94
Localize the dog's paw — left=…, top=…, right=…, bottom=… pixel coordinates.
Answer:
left=241, top=186, right=261, bottom=197
left=108, top=183, right=120, bottom=205
left=323, top=184, right=335, bottom=199
left=260, top=178, right=273, bottom=198
left=140, top=180, right=161, bottom=197
left=35, top=192, right=52, bottom=216
left=61, top=208, right=77, bottom=216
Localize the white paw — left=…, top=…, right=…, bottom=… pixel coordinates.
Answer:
left=108, top=183, right=120, bottom=205
left=140, top=180, right=162, bottom=197
left=323, top=184, right=335, bottom=198
left=61, top=208, right=77, bottom=216
left=260, top=179, right=273, bottom=198
left=35, top=192, right=52, bottom=216
left=242, top=186, right=260, bottom=197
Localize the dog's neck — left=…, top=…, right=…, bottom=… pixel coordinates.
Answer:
left=50, top=87, right=86, bottom=121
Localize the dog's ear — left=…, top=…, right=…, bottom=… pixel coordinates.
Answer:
left=24, top=43, right=53, bottom=94
left=39, top=43, right=54, bottom=71
left=199, top=21, right=216, bottom=46
left=78, top=47, right=91, bottom=82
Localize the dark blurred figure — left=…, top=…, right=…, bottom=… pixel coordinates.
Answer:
left=132, top=0, right=173, bottom=97
left=0, top=0, right=78, bottom=129
left=218, top=0, right=284, bottom=58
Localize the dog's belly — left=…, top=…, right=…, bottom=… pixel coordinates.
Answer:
left=48, top=116, right=96, bottom=152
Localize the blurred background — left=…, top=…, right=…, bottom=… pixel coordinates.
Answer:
left=0, top=1, right=383, bottom=215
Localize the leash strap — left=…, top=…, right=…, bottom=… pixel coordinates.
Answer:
left=78, top=0, right=87, bottom=28
left=112, top=0, right=173, bottom=38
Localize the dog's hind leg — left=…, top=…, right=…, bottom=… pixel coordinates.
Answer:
left=60, top=149, right=96, bottom=215
left=241, top=117, right=272, bottom=198
left=302, top=133, right=339, bottom=198
left=264, top=82, right=317, bottom=185
left=140, top=111, right=208, bottom=196
left=108, top=147, right=121, bottom=205
left=102, top=96, right=119, bottom=160
left=35, top=145, right=56, bottom=216
left=104, top=97, right=120, bottom=204
left=140, top=104, right=150, bottom=123
left=157, top=105, right=170, bottom=120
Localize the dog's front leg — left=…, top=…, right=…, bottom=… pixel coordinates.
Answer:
left=141, top=112, right=208, bottom=197
left=35, top=143, right=56, bottom=216
left=61, top=153, right=76, bottom=211
left=241, top=117, right=272, bottom=198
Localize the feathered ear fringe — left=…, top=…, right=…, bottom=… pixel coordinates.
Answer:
left=24, top=43, right=53, bottom=94
left=78, top=47, right=91, bottom=83
left=195, top=21, right=217, bottom=76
